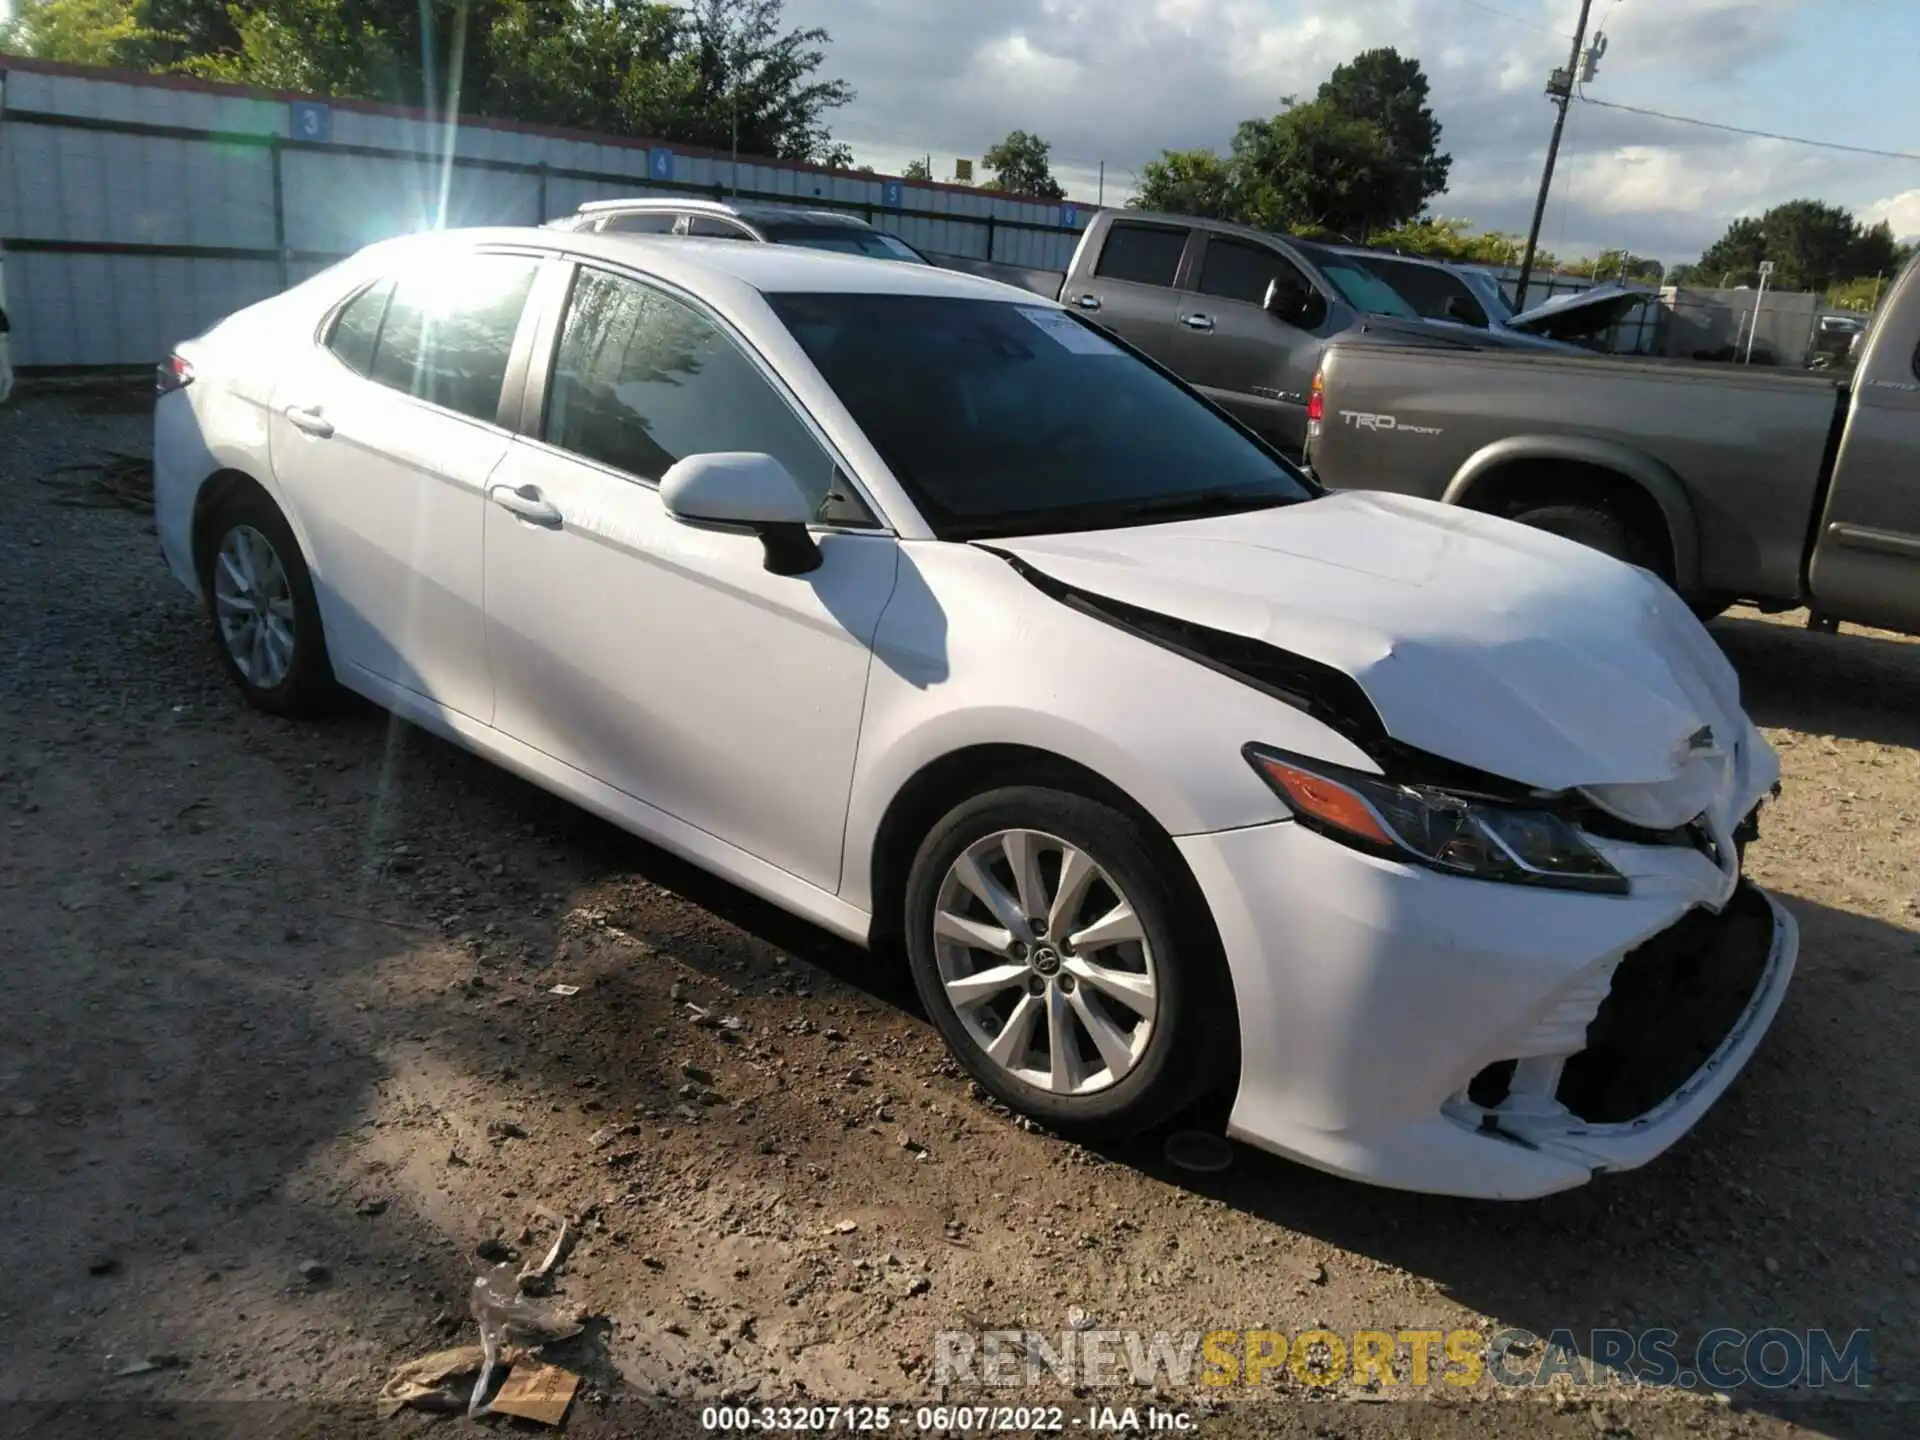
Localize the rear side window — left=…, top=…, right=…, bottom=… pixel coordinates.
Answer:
left=366, top=254, right=540, bottom=422
left=327, top=280, right=391, bottom=375
left=1198, top=237, right=1305, bottom=306
left=1094, top=223, right=1188, bottom=288
left=597, top=212, right=679, bottom=234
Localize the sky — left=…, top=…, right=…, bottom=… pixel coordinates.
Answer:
left=784, top=0, right=1920, bottom=266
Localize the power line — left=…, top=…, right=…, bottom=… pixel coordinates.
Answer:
left=1445, top=0, right=1572, bottom=38
left=1576, top=90, right=1920, bottom=163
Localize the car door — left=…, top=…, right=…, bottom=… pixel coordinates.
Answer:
left=1169, top=233, right=1329, bottom=455
left=1059, top=219, right=1192, bottom=363
left=482, top=260, right=899, bottom=892
left=268, top=251, right=540, bottom=722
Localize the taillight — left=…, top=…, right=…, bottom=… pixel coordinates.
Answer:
left=1307, top=370, right=1325, bottom=423
left=155, top=353, right=194, bottom=395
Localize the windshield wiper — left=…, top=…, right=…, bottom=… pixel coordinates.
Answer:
left=1105, top=488, right=1291, bottom=524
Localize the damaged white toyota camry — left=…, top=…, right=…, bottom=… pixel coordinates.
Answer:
left=154, top=229, right=1795, bottom=1199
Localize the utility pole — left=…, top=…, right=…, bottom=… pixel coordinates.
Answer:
left=1516, top=1, right=1599, bottom=310
left=1098, top=161, right=1105, bottom=207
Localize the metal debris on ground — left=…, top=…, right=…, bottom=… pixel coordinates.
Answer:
left=42, top=452, right=154, bottom=511
left=379, top=1344, right=519, bottom=1416
left=1162, top=1130, right=1234, bottom=1174
left=468, top=1260, right=586, bottom=1417
left=516, top=1206, right=575, bottom=1295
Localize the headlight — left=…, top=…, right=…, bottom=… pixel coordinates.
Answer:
left=1244, top=744, right=1628, bottom=895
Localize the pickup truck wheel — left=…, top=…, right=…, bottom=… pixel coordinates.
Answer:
left=1508, top=502, right=1661, bottom=574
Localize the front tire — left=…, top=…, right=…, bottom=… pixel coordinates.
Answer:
left=903, top=787, right=1233, bottom=1134
left=1508, top=500, right=1660, bottom=573
left=197, top=487, right=338, bottom=717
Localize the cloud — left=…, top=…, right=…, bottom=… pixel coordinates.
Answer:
left=1864, top=189, right=1920, bottom=243
left=784, top=0, right=1908, bottom=264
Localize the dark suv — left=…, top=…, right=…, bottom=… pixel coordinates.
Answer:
left=548, top=198, right=931, bottom=264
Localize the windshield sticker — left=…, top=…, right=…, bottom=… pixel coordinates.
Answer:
left=1017, top=307, right=1122, bottom=356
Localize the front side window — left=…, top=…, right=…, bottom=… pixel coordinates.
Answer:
left=769, top=292, right=1315, bottom=541
left=1361, top=257, right=1489, bottom=328
left=363, top=254, right=539, bottom=421
left=1197, top=237, right=1308, bottom=306
left=327, top=279, right=392, bottom=375
left=686, top=216, right=753, bottom=239
left=543, top=267, right=838, bottom=512
left=598, top=212, right=679, bottom=234
left=1093, top=223, right=1189, bottom=288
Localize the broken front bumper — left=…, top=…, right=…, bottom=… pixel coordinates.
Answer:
left=1177, top=819, right=1798, bottom=1200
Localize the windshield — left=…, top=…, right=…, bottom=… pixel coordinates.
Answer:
left=1314, top=260, right=1423, bottom=320
left=769, top=293, right=1316, bottom=540
left=763, top=224, right=930, bottom=264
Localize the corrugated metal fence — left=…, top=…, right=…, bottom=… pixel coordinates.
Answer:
left=0, top=57, right=1090, bottom=369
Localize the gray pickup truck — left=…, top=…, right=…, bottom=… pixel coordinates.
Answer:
left=1056, top=209, right=1576, bottom=456
left=1305, top=255, right=1920, bottom=633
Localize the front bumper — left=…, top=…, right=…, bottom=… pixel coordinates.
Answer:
left=1177, top=819, right=1797, bottom=1199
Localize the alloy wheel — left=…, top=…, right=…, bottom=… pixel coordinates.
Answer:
left=212, top=524, right=297, bottom=689
left=931, top=828, right=1159, bottom=1095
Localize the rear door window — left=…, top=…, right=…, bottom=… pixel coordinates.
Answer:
left=1093, top=223, right=1189, bottom=288
left=365, top=254, right=540, bottom=422
left=686, top=216, right=754, bottom=240
left=327, top=280, right=392, bottom=375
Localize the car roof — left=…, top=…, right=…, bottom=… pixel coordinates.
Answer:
left=574, top=197, right=874, bottom=229
left=375, top=226, right=1035, bottom=302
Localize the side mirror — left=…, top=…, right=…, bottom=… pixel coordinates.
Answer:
left=660, top=452, right=822, bottom=576
left=1262, top=276, right=1316, bottom=328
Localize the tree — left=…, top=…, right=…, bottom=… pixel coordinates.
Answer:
left=1228, top=98, right=1390, bottom=239
left=0, top=0, right=173, bottom=66
left=1130, top=148, right=1235, bottom=219
left=1369, top=216, right=1525, bottom=266
left=982, top=129, right=1065, bottom=200
left=1696, top=201, right=1885, bottom=292
left=1572, top=248, right=1663, bottom=283
left=901, top=156, right=933, bottom=181
left=1314, top=47, right=1450, bottom=234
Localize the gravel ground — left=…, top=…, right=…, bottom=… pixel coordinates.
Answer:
left=1, top=385, right=1915, bottom=1440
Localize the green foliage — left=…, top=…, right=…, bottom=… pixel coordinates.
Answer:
left=2, top=0, right=856, bottom=167
left=1368, top=215, right=1534, bottom=266
left=1130, top=148, right=1235, bottom=220
left=1228, top=98, right=1389, bottom=239
left=0, top=0, right=174, bottom=66
left=982, top=129, right=1064, bottom=200
left=1569, top=248, right=1664, bottom=283
left=1314, top=47, right=1450, bottom=231
left=900, top=156, right=932, bottom=181
left=1695, top=200, right=1901, bottom=292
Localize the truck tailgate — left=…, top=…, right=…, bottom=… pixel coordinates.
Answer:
left=1307, top=344, right=1843, bottom=601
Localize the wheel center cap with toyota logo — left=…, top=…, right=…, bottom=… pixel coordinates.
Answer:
left=1030, top=946, right=1062, bottom=976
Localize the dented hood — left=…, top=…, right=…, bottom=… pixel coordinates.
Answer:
left=992, top=492, right=1768, bottom=824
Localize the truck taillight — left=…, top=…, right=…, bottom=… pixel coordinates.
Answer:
left=155, top=353, right=194, bottom=395
left=1307, top=370, right=1325, bottom=423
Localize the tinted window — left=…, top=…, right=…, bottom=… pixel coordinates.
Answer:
left=769, top=293, right=1314, bottom=540
left=597, top=212, right=679, bottom=234
left=366, top=255, right=539, bottom=421
left=1093, top=223, right=1188, bottom=287
left=763, top=224, right=929, bottom=263
left=328, top=280, right=391, bottom=375
left=1197, top=237, right=1303, bottom=305
left=1360, top=257, right=1488, bottom=327
left=686, top=216, right=752, bottom=239
left=544, top=267, right=836, bottom=510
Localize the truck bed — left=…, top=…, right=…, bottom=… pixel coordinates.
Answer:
left=1308, top=341, right=1845, bottom=603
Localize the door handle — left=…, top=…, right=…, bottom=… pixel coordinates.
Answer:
left=284, top=404, right=334, bottom=438
left=1182, top=314, right=1216, bottom=332
left=488, top=484, right=564, bottom=528
left=1073, top=293, right=1102, bottom=311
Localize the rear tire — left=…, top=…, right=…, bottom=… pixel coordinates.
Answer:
left=197, top=487, right=339, bottom=718
left=1509, top=501, right=1661, bottom=573
left=903, top=786, right=1234, bottom=1136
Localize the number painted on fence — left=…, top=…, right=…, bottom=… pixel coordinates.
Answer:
left=1061, top=203, right=1079, bottom=227
left=882, top=180, right=903, bottom=209
left=289, top=102, right=332, bottom=144
left=649, top=148, right=674, bottom=181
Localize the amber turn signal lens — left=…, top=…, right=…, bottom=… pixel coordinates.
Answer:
left=1249, top=753, right=1395, bottom=847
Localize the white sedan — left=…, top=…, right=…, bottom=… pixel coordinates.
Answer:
left=153, top=229, right=1796, bottom=1199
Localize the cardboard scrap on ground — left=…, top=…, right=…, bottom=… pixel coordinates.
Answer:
left=488, top=1361, right=581, bottom=1426
left=378, top=1343, right=522, bottom=1416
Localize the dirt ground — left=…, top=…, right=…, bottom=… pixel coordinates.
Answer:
left=1, top=385, right=1915, bottom=1440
